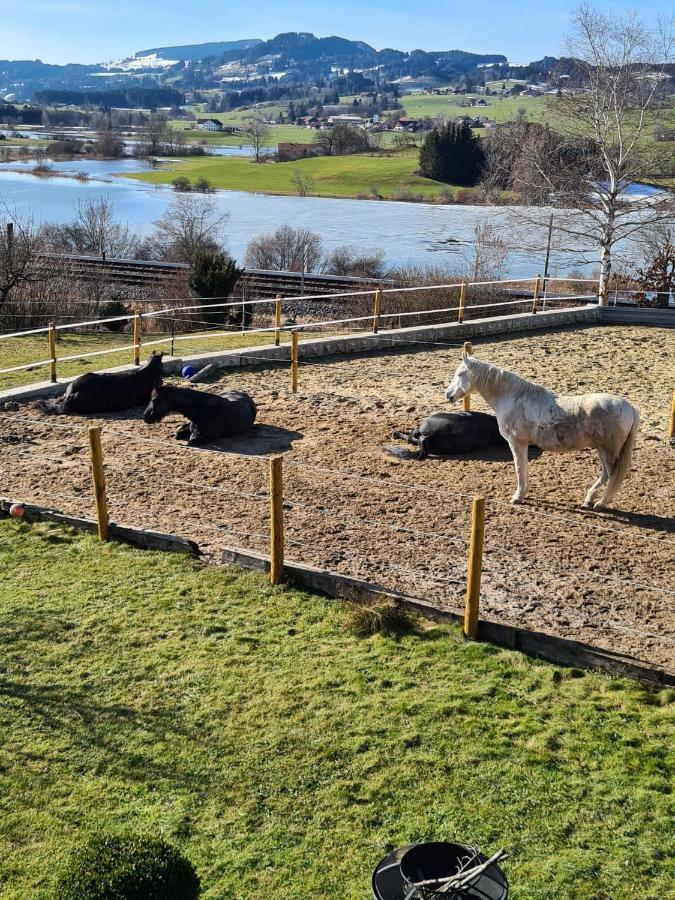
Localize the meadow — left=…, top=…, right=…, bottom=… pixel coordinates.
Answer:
left=0, top=519, right=672, bottom=898
left=125, top=149, right=458, bottom=200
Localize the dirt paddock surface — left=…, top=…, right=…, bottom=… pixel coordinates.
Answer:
left=1, top=323, right=674, bottom=671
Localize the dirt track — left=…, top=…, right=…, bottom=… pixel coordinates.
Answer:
left=1, top=323, right=673, bottom=671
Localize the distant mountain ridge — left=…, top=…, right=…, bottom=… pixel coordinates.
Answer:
left=134, top=39, right=262, bottom=62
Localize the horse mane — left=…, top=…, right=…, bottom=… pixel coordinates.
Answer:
left=467, top=357, right=552, bottom=402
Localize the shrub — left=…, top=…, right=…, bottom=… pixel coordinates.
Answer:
left=193, top=178, right=213, bottom=193
left=100, top=299, right=128, bottom=332
left=54, top=833, right=200, bottom=900
left=171, top=176, right=191, bottom=192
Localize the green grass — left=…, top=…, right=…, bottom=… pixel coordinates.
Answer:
left=0, top=520, right=673, bottom=898
left=126, top=149, right=459, bottom=200
left=401, top=93, right=551, bottom=124
left=0, top=328, right=302, bottom=391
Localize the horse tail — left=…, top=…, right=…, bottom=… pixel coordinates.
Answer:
left=603, top=406, right=640, bottom=504
left=33, top=397, right=64, bottom=415
left=382, top=444, right=422, bottom=460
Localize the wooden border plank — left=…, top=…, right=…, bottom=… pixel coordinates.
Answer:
left=0, top=499, right=200, bottom=556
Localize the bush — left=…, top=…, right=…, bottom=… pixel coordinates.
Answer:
left=100, top=299, right=128, bottom=332
left=193, top=178, right=213, bottom=193
left=54, top=833, right=200, bottom=900
left=171, top=176, right=191, bottom=192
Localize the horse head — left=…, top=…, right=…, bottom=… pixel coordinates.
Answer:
left=145, top=351, right=165, bottom=384
left=143, top=384, right=170, bottom=424
left=445, top=350, right=474, bottom=404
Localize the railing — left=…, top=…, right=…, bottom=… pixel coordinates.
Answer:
left=0, top=275, right=599, bottom=386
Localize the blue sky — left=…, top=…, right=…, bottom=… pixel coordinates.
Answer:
left=1, top=1, right=669, bottom=65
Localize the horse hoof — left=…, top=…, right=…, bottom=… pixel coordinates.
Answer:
left=593, top=501, right=605, bottom=510
left=582, top=499, right=594, bottom=509
left=510, top=495, right=523, bottom=505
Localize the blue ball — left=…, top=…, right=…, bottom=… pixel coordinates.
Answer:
left=182, top=365, right=196, bottom=379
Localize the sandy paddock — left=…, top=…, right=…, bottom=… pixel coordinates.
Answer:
left=1, top=323, right=673, bottom=671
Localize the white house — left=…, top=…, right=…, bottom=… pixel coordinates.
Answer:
left=197, top=119, right=223, bottom=132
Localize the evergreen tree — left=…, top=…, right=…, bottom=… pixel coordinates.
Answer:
left=418, top=121, right=485, bottom=186
left=188, top=251, right=243, bottom=326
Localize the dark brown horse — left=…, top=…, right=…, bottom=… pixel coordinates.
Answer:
left=42, top=352, right=165, bottom=415
left=384, top=411, right=507, bottom=460
left=143, top=384, right=257, bottom=445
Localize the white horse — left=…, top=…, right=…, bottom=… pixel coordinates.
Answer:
left=445, top=352, right=640, bottom=509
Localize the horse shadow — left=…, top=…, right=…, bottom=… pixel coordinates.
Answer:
left=534, top=499, right=675, bottom=535
left=199, top=424, right=303, bottom=456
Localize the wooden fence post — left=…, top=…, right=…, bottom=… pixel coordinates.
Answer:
left=269, top=456, right=284, bottom=584
left=668, top=388, right=675, bottom=441
left=531, top=273, right=541, bottom=314
left=88, top=425, right=109, bottom=541
left=372, top=287, right=382, bottom=334
left=464, top=495, right=485, bottom=639
left=48, top=322, right=57, bottom=383
left=457, top=281, right=467, bottom=323
left=463, top=341, right=473, bottom=411
left=291, top=330, right=299, bottom=394
left=133, top=308, right=141, bottom=366
left=274, top=294, right=282, bottom=347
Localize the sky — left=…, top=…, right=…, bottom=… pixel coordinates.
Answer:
left=0, top=1, right=670, bottom=65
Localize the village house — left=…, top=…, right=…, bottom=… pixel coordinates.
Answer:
left=196, top=118, right=223, bottom=132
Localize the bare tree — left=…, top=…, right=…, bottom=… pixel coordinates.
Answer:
left=45, top=197, right=140, bottom=259
left=150, top=195, right=229, bottom=263
left=0, top=212, right=44, bottom=309
left=523, top=4, right=675, bottom=295
left=291, top=171, right=315, bottom=196
left=465, top=223, right=510, bottom=282
left=243, top=120, right=271, bottom=163
left=245, top=225, right=323, bottom=272
left=323, top=245, right=386, bottom=279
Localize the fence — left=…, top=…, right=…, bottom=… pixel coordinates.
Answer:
left=0, top=410, right=673, bottom=686
left=0, top=274, right=599, bottom=387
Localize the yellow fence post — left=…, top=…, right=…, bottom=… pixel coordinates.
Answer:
left=269, top=456, right=284, bottom=584
left=133, top=308, right=141, bottom=366
left=668, top=388, right=675, bottom=441
left=457, top=281, right=467, bottom=323
left=274, top=294, right=282, bottom=347
left=48, top=322, right=57, bottom=384
left=464, top=495, right=485, bottom=639
left=531, top=273, right=541, bottom=314
left=372, top=287, right=382, bottom=334
left=88, top=425, right=109, bottom=541
left=291, top=330, right=299, bottom=394
left=463, top=341, right=473, bottom=411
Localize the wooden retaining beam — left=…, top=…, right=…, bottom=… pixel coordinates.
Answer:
left=0, top=498, right=199, bottom=556
left=220, top=545, right=675, bottom=688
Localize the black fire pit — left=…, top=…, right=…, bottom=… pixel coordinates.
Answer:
left=372, top=841, right=508, bottom=900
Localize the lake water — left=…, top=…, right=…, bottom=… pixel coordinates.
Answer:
left=0, top=155, right=646, bottom=279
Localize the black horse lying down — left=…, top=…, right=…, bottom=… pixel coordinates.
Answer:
left=384, top=411, right=507, bottom=460
left=41, top=352, right=164, bottom=415
left=143, top=384, right=257, bottom=445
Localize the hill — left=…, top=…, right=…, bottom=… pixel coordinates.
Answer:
left=134, top=39, right=262, bottom=62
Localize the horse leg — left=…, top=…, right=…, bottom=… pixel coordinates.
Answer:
left=508, top=440, right=529, bottom=503
left=187, top=424, right=207, bottom=446
left=416, top=435, right=430, bottom=460
left=175, top=423, right=191, bottom=441
left=583, top=449, right=611, bottom=508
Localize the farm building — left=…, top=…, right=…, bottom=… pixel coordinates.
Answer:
left=196, top=118, right=223, bottom=132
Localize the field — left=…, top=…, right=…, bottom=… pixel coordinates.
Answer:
left=0, top=329, right=302, bottom=392
left=0, top=519, right=673, bottom=899
left=401, top=93, right=550, bottom=124
left=1, top=324, right=673, bottom=674
left=125, top=149, right=455, bottom=199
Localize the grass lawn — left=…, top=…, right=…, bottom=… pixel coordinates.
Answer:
left=0, top=328, right=302, bottom=391
left=125, top=150, right=457, bottom=200
left=0, top=520, right=672, bottom=898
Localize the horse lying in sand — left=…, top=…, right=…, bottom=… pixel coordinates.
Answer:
left=143, top=384, right=257, bottom=446
left=384, top=411, right=507, bottom=460
left=445, top=351, right=639, bottom=509
left=40, top=352, right=165, bottom=415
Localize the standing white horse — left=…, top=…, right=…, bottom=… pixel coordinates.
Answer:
left=445, top=352, right=640, bottom=509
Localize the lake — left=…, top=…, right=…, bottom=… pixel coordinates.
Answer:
left=0, top=155, right=645, bottom=279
